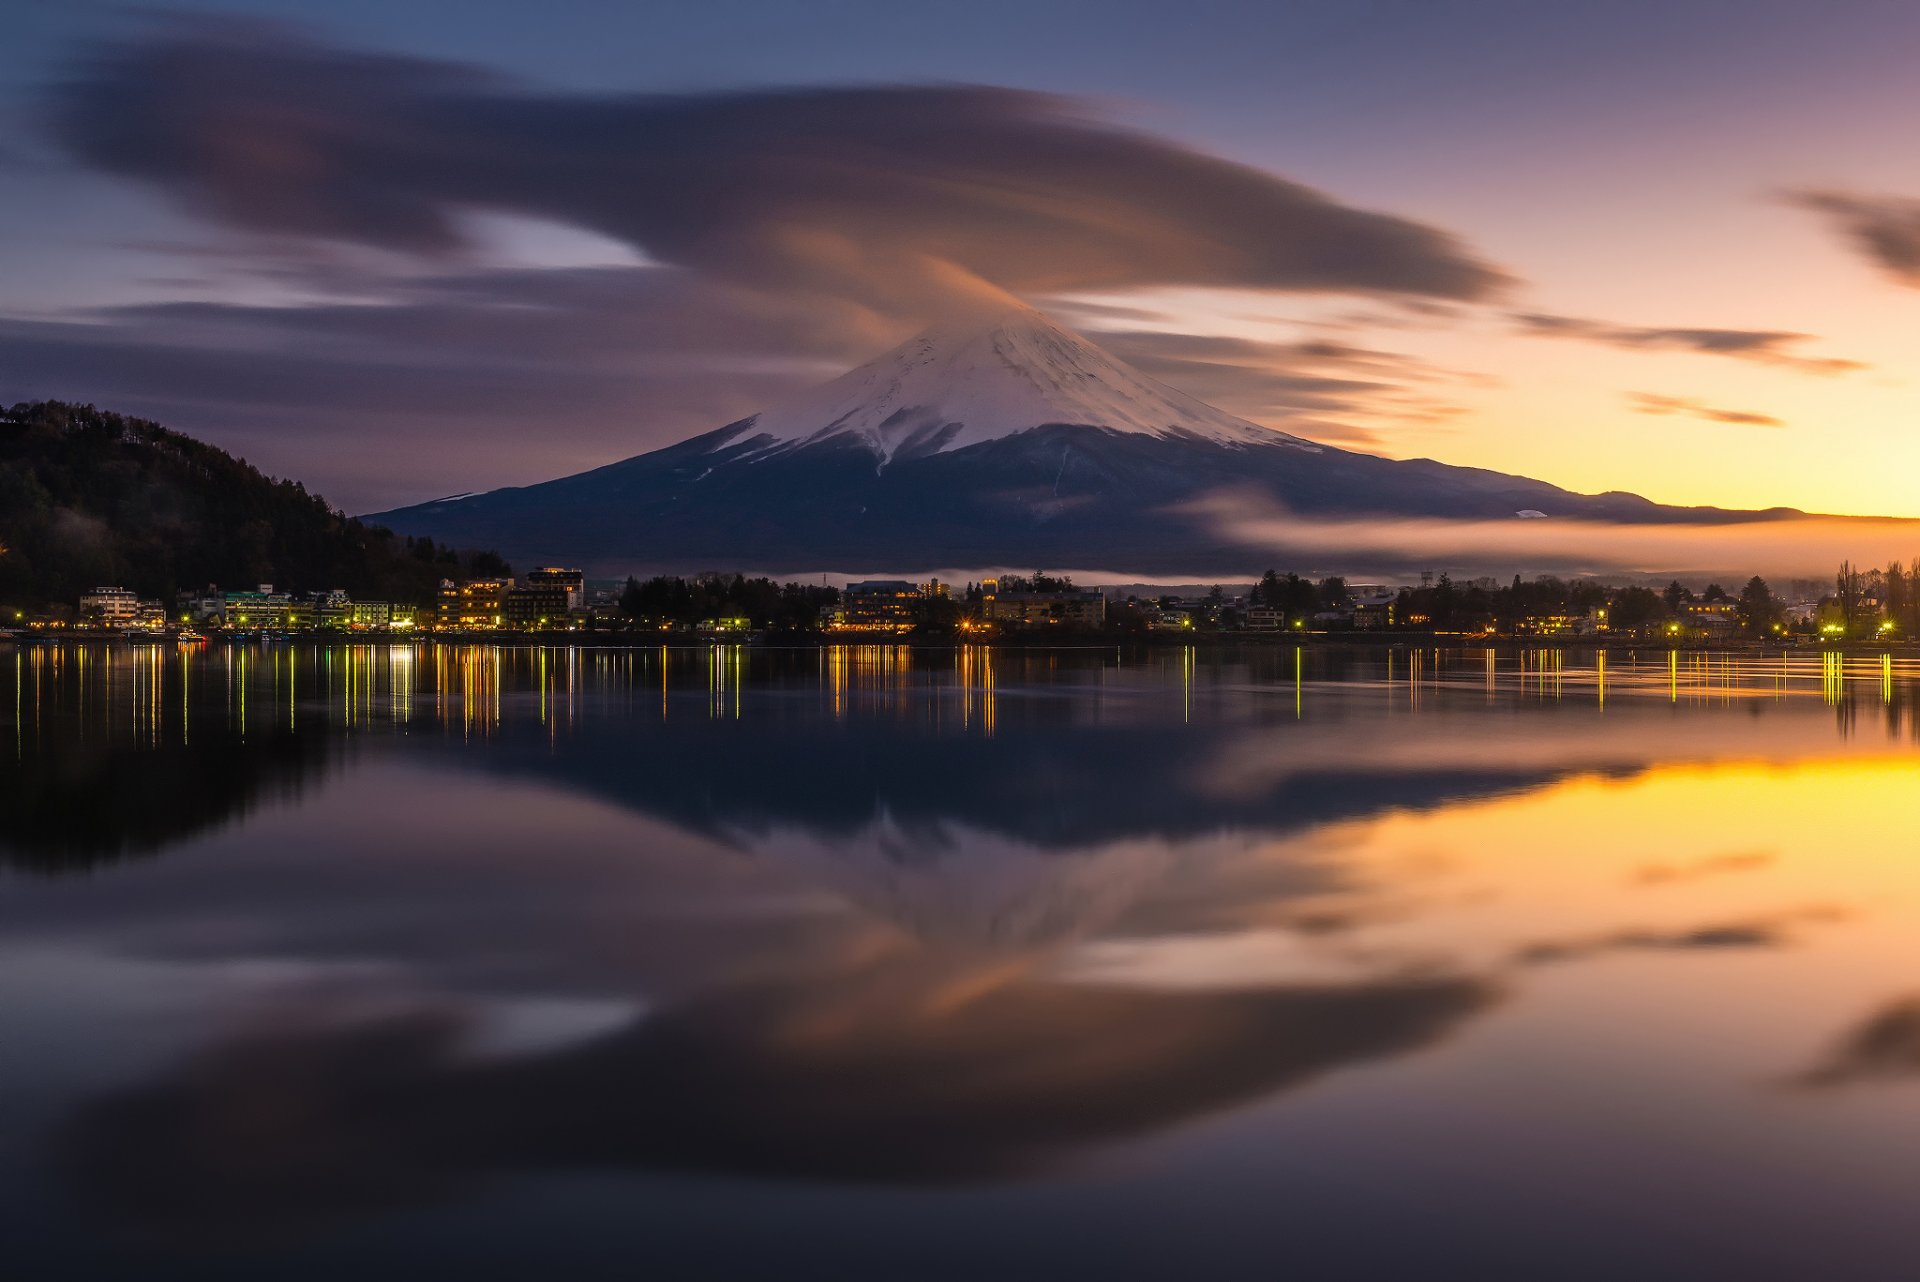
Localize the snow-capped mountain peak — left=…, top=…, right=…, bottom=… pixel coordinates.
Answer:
left=739, top=305, right=1318, bottom=462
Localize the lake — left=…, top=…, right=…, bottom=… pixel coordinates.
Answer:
left=5, top=641, right=1920, bottom=1279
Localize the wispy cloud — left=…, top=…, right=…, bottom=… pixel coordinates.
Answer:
left=1787, top=190, right=1920, bottom=287
left=1511, top=921, right=1791, bottom=966
left=1632, top=852, right=1774, bottom=886
left=1792, top=994, right=1920, bottom=1088
left=1087, top=328, right=1491, bottom=447
left=1513, top=312, right=1863, bottom=375
left=1629, top=392, right=1783, bottom=427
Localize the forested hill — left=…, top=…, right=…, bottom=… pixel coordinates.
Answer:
left=0, top=401, right=507, bottom=611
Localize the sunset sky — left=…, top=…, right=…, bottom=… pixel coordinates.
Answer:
left=3, top=0, right=1918, bottom=516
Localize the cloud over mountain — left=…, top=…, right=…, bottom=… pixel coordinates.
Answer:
left=48, top=19, right=1509, bottom=311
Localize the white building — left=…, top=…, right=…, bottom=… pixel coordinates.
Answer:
left=78, top=586, right=140, bottom=624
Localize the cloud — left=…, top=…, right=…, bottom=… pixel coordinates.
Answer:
left=1512, top=312, right=1863, bottom=375
left=3, top=17, right=1517, bottom=507
left=1087, top=329, right=1490, bottom=447
left=1632, top=851, right=1774, bottom=886
left=1793, top=994, right=1920, bottom=1088
left=46, top=19, right=1509, bottom=311
left=1511, top=919, right=1795, bottom=966
left=0, top=263, right=880, bottom=509
left=1629, top=393, right=1784, bottom=428
left=1183, top=490, right=1920, bottom=578
left=1788, top=190, right=1920, bottom=286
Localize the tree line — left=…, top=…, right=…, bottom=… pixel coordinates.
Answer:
left=1234, top=563, right=1920, bottom=637
left=618, top=573, right=840, bottom=629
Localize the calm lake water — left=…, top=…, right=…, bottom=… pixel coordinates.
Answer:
left=6, top=641, right=1920, bottom=1279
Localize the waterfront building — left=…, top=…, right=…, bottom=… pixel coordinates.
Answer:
left=1680, top=599, right=1739, bottom=634
left=503, top=583, right=572, bottom=629
left=223, top=585, right=294, bottom=630
left=438, top=579, right=508, bottom=630
left=980, top=585, right=1105, bottom=629
left=524, top=567, right=587, bottom=611
left=310, top=589, right=352, bottom=630
left=78, top=586, right=140, bottom=625
left=835, top=580, right=926, bottom=631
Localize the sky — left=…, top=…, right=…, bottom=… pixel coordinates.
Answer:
left=2, top=0, right=1919, bottom=516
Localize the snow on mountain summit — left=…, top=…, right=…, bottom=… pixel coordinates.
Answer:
left=740, top=305, right=1319, bottom=462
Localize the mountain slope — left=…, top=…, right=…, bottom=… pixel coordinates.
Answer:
left=364, top=309, right=1790, bottom=575
left=0, top=400, right=507, bottom=609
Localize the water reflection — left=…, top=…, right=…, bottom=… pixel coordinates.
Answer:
left=8, top=642, right=1920, bottom=1277
left=13, top=642, right=1920, bottom=881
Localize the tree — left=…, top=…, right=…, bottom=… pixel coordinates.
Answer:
left=1609, top=585, right=1666, bottom=632
left=1835, top=561, right=1868, bottom=634
left=1663, top=580, right=1693, bottom=612
left=1251, top=570, right=1318, bottom=623
left=1736, top=576, right=1779, bottom=634
left=1888, top=560, right=1920, bottom=636
left=1702, top=583, right=1729, bottom=602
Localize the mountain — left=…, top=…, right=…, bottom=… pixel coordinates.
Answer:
left=744, top=302, right=1307, bottom=459
left=0, top=400, right=507, bottom=610
left=363, top=307, right=1783, bottom=576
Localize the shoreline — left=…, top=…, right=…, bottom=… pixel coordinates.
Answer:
left=11, top=630, right=1920, bottom=656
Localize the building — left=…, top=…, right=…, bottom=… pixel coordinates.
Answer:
left=503, top=583, right=571, bottom=629
left=348, top=600, right=392, bottom=630
left=223, top=586, right=294, bottom=630
left=1352, top=599, right=1395, bottom=629
left=982, top=586, right=1106, bottom=629
left=438, top=579, right=508, bottom=631
left=78, top=586, right=140, bottom=625
left=1680, top=599, right=1739, bottom=634
left=523, top=567, right=587, bottom=612
left=179, top=587, right=227, bottom=624
left=1348, top=586, right=1399, bottom=630
left=309, top=589, right=351, bottom=630
left=834, top=580, right=925, bottom=631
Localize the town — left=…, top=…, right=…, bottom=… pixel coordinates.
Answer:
left=18, top=561, right=1920, bottom=645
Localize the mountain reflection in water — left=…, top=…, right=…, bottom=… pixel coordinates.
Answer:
left=6, top=641, right=1920, bottom=1280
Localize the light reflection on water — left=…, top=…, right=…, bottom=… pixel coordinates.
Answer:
left=5, top=641, right=1920, bottom=1280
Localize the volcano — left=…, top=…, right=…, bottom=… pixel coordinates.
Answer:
left=363, top=306, right=1772, bottom=575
